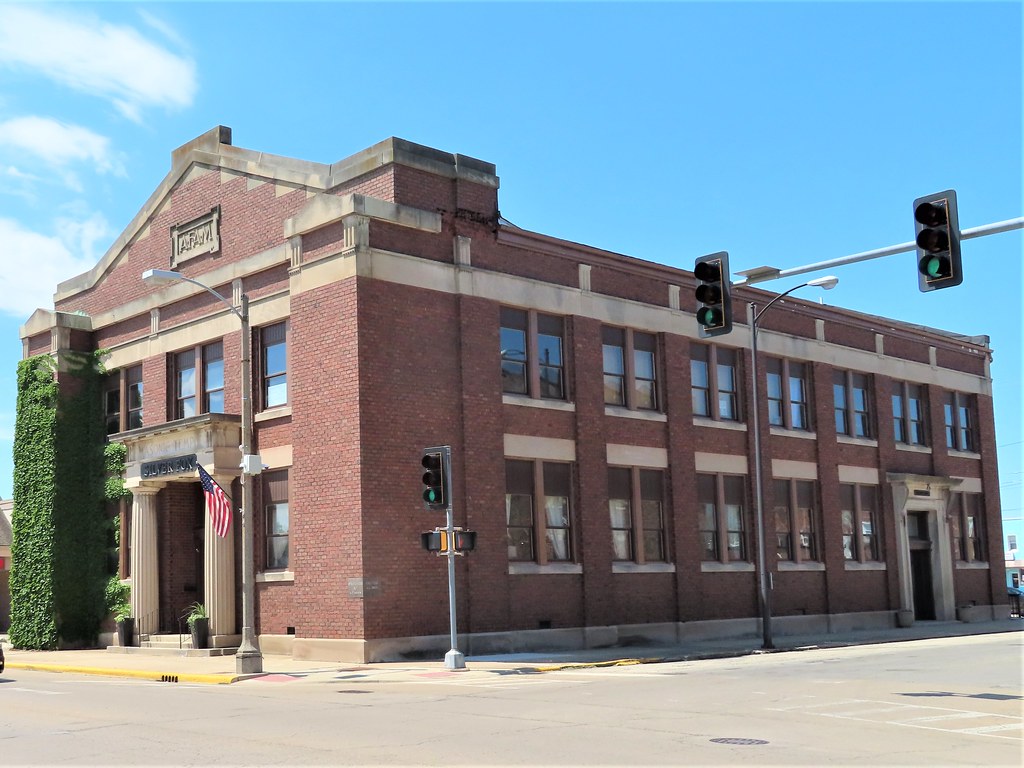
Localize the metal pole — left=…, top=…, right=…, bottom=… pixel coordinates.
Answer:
left=734, top=217, right=1023, bottom=286
left=443, top=444, right=465, bottom=670
left=236, top=293, right=263, bottom=674
left=748, top=301, right=773, bottom=650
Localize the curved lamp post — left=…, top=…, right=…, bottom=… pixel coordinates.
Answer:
left=141, top=268, right=263, bottom=674
left=749, top=275, right=838, bottom=650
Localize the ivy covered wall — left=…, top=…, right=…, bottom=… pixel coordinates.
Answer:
left=11, top=350, right=117, bottom=649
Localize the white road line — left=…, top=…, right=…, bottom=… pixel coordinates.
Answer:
left=956, top=722, right=1023, bottom=735
left=904, top=711, right=991, bottom=723
left=3, top=687, right=66, bottom=695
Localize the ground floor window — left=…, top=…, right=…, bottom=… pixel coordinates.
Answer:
left=263, top=470, right=289, bottom=570
left=697, top=472, right=747, bottom=563
left=840, top=483, right=881, bottom=561
left=773, top=479, right=820, bottom=562
left=505, top=459, right=574, bottom=564
left=949, top=491, right=985, bottom=562
left=608, top=467, right=667, bottom=563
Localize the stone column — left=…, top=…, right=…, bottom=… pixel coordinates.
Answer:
left=129, top=485, right=162, bottom=637
left=204, top=474, right=237, bottom=639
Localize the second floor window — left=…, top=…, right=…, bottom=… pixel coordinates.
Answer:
left=603, top=327, right=659, bottom=410
left=172, top=341, right=225, bottom=420
left=767, top=358, right=811, bottom=431
left=608, top=467, right=666, bottom=563
left=697, top=473, right=747, bottom=562
left=505, top=459, right=573, bottom=563
left=773, top=479, right=819, bottom=562
left=500, top=308, right=566, bottom=401
left=103, top=365, right=143, bottom=434
left=834, top=370, right=873, bottom=438
left=174, top=349, right=197, bottom=419
left=944, top=391, right=975, bottom=452
left=261, top=322, right=288, bottom=409
left=840, top=483, right=881, bottom=561
left=892, top=381, right=927, bottom=446
left=691, top=344, right=741, bottom=422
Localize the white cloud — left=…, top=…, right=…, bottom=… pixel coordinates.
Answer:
left=0, top=117, right=125, bottom=177
left=0, top=6, right=196, bottom=122
left=0, top=215, right=110, bottom=318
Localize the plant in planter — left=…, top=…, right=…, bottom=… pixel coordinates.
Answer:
left=114, top=602, right=134, bottom=648
left=187, top=602, right=210, bottom=650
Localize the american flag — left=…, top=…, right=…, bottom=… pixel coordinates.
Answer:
left=198, top=464, right=233, bottom=538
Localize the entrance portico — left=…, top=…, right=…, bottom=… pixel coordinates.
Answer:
left=887, top=473, right=963, bottom=623
left=117, top=414, right=243, bottom=646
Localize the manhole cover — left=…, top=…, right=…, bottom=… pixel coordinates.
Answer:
left=710, top=738, right=769, bottom=746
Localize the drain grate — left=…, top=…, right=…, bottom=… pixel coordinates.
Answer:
left=710, top=738, right=768, bottom=746
left=337, top=689, right=372, bottom=694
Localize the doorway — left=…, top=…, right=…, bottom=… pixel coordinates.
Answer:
left=908, top=512, right=935, bottom=620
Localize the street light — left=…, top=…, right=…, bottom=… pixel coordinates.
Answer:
left=141, top=268, right=263, bottom=674
left=748, top=275, right=838, bottom=650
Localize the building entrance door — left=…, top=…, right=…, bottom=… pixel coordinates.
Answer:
left=908, top=512, right=935, bottom=620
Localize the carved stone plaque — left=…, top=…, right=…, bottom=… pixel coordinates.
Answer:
left=171, top=206, right=221, bottom=267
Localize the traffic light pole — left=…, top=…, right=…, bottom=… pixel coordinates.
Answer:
left=444, top=494, right=466, bottom=670
left=733, top=216, right=1023, bottom=286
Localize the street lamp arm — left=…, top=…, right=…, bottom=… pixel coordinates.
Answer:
left=141, top=269, right=244, bottom=321
left=751, top=284, right=805, bottom=326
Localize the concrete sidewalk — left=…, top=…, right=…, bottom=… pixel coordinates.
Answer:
left=3, top=618, right=1021, bottom=686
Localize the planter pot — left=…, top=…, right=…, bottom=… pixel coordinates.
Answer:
left=190, top=617, right=210, bottom=650
left=116, top=618, right=135, bottom=647
left=896, top=609, right=915, bottom=628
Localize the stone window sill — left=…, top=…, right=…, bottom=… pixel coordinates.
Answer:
left=255, top=405, right=292, bottom=423
left=256, top=569, right=295, bottom=583
left=508, top=562, right=582, bottom=575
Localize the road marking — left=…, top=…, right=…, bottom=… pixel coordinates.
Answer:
left=3, top=687, right=66, bottom=695
left=772, top=697, right=1022, bottom=741
left=957, top=723, right=1023, bottom=735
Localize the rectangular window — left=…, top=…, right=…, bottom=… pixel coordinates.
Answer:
left=263, top=470, right=289, bottom=570
left=608, top=467, right=632, bottom=561
left=505, top=460, right=534, bottom=561
left=608, top=467, right=666, bottom=564
left=893, top=381, right=927, bottom=446
left=505, top=459, right=575, bottom=564
left=691, top=345, right=710, bottom=418
left=261, top=322, right=288, bottom=409
left=103, top=375, right=121, bottom=436
left=944, top=392, right=975, bottom=452
left=171, top=341, right=225, bottom=420
left=1010, top=534, right=1018, bottom=551
left=767, top=358, right=811, bottom=431
left=203, top=341, right=224, bottom=413
left=773, top=479, right=820, bottom=562
left=174, top=348, right=197, bottom=419
left=840, top=484, right=881, bottom=561
left=537, top=315, right=565, bottom=400
left=949, top=492, right=985, bottom=562
left=691, top=343, right=741, bottom=422
left=603, top=327, right=659, bottom=410
left=834, top=370, right=873, bottom=438
left=602, top=327, right=626, bottom=407
left=501, top=308, right=568, bottom=401
left=697, top=472, right=747, bottom=563
left=103, top=365, right=143, bottom=434
left=633, top=332, right=658, bottom=410
left=126, top=365, right=143, bottom=429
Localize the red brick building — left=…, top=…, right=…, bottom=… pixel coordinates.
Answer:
left=20, top=126, right=1007, bottom=662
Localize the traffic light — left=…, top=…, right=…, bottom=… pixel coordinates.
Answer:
left=693, top=251, right=733, bottom=337
left=421, top=446, right=450, bottom=510
left=913, top=190, right=962, bottom=292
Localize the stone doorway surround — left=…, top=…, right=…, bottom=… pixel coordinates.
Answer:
left=887, top=473, right=962, bottom=622
left=116, top=414, right=242, bottom=645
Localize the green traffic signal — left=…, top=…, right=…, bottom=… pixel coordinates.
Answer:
left=421, top=448, right=448, bottom=510
left=913, top=191, right=962, bottom=292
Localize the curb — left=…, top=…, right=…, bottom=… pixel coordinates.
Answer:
left=7, top=662, right=238, bottom=685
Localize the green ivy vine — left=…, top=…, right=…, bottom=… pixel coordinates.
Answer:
left=11, top=349, right=121, bottom=649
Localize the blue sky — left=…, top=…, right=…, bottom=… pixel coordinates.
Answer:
left=0, top=2, right=1020, bottom=546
